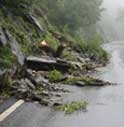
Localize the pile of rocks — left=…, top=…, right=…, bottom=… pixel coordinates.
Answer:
left=9, top=69, right=68, bottom=106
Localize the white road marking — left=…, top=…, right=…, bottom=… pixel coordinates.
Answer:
left=0, top=100, right=24, bottom=122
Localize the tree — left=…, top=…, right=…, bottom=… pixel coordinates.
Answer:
left=46, top=0, right=103, bottom=32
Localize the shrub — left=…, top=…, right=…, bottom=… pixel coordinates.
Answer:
left=0, top=46, right=17, bottom=69
left=48, top=69, right=63, bottom=82
left=64, top=76, right=95, bottom=85
left=55, top=101, right=88, bottom=114
left=44, top=32, right=59, bottom=50
left=62, top=50, right=78, bottom=61
left=72, top=34, right=109, bottom=63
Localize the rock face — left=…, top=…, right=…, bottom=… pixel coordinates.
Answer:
left=0, top=26, right=8, bottom=46
left=7, top=30, right=24, bottom=65
left=0, top=26, right=25, bottom=65
left=26, top=56, right=71, bottom=72
left=26, top=14, right=45, bottom=33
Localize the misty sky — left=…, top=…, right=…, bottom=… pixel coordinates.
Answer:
left=99, top=0, right=124, bottom=41
left=103, top=0, right=124, bottom=17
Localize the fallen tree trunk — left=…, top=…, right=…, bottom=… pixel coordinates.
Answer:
left=25, top=56, right=71, bottom=72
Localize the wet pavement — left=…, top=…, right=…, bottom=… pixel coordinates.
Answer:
left=1, top=41, right=124, bottom=127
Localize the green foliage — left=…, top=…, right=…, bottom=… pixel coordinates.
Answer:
left=64, top=76, right=95, bottom=85
left=82, top=77, right=95, bottom=85
left=86, top=35, right=109, bottom=62
left=4, top=23, right=31, bottom=54
left=62, top=50, right=78, bottom=61
left=44, top=32, right=59, bottom=50
left=39, top=0, right=108, bottom=64
left=0, top=13, right=42, bottom=55
left=73, top=34, right=109, bottom=63
left=0, top=46, right=17, bottom=69
left=44, top=0, right=103, bottom=31
left=3, top=0, right=34, bottom=15
left=0, top=71, right=13, bottom=98
left=55, top=101, right=88, bottom=114
left=48, top=70, right=63, bottom=82
left=0, top=91, right=10, bottom=98
left=0, top=0, right=108, bottom=65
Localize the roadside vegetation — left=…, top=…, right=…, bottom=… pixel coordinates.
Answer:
left=64, top=76, right=95, bottom=86
left=55, top=101, right=88, bottom=114
left=48, top=70, right=63, bottom=82
left=0, top=46, right=17, bottom=69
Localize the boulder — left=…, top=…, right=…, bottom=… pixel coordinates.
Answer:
left=26, top=14, right=45, bottom=33
left=26, top=56, right=71, bottom=72
left=75, top=81, right=86, bottom=87
left=4, top=29, right=25, bottom=65
left=25, top=78, right=35, bottom=89
left=0, top=26, right=25, bottom=65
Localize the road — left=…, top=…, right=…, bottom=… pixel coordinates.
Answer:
left=1, top=41, right=124, bottom=127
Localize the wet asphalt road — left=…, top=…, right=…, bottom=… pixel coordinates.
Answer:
left=1, top=41, right=124, bottom=127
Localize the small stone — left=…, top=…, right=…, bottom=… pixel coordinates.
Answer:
left=35, top=76, right=49, bottom=85
left=17, top=88, right=27, bottom=93
left=75, top=81, right=86, bottom=87
left=34, top=101, right=39, bottom=104
left=42, top=91, right=49, bottom=96
left=53, top=101, right=63, bottom=107
left=55, top=93, right=62, bottom=97
left=32, top=95, right=42, bottom=102
left=25, top=78, right=35, bottom=89
left=40, top=99, right=50, bottom=106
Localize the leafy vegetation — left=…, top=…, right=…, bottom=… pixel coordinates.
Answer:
left=55, top=101, right=88, bottom=114
left=64, top=76, right=95, bottom=85
left=40, top=0, right=108, bottom=63
left=0, top=46, right=17, bottom=69
left=41, top=0, right=102, bottom=31
left=0, top=71, right=13, bottom=97
left=62, top=50, right=78, bottom=61
left=0, top=0, right=108, bottom=65
left=48, top=70, right=63, bottom=82
left=44, top=32, right=59, bottom=50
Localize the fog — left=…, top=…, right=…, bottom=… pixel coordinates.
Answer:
left=99, top=0, right=124, bottom=42
left=103, top=0, right=124, bottom=17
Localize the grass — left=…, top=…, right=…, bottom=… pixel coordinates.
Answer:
left=0, top=46, right=17, bottom=69
left=76, top=35, right=109, bottom=63
left=0, top=90, right=10, bottom=98
left=0, top=71, right=13, bottom=98
left=55, top=101, right=88, bottom=114
left=48, top=69, right=63, bottom=82
left=44, top=31, right=59, bottom=50
left=0, top=10, right=44, bottom=55
left=63, top=33, right=109, bottom=64
left=62, top=50, right=78, bottom=61
left=64, top=76, right=95, bottom=86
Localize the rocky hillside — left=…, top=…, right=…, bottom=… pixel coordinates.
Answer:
left=0, top=0, right=109, bottom=67
left=0, top=0, right=111, bottom=107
